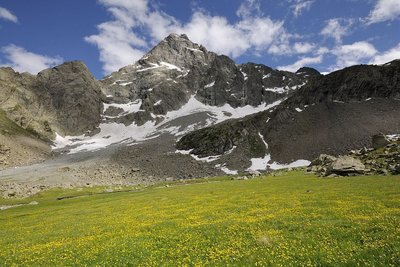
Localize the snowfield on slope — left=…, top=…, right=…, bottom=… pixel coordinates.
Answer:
left=246, top=133, right=311, bottom=171
left=53, top=97, right=283, bottom=154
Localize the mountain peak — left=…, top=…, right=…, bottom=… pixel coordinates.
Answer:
left=166, top=33, right=190, bottom=41
left=139, top=33, right=215, bottom=69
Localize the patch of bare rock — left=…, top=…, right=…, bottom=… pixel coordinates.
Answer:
left=308, top=134, right=400, bottom=177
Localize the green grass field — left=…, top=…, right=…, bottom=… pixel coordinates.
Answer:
left=0, top=171, right=399, bottom=266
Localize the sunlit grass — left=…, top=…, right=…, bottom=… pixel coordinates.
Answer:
left=0, top=171, right=399, bottom=266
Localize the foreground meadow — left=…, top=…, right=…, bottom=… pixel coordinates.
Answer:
left=0, top=171, right=399, bottom=266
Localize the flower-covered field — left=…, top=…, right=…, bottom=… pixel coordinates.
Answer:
left=0, top=171, right=399, bottom=266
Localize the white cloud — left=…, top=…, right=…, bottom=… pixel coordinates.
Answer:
left=236, top=0, right=262, bottom=18
left=293, top=42, right=316, bottom=54
left=179, top=12, right=251, bottom=57
left=331, top=41, right=377, bottom=70
left=0, top=44, right=63, bottom=74
left=370, top=43, right=400, bottom=64
left=277, top=55, right=323, bottom=72
left=290, top=0, right=314, bottom=17
left=367, top=0, right=400, bottom=24
left=320, top=18, right=353, bottom=43
left=268, top=41, right=315, bottom=56
left=0, top=6, right=18, bottom=23
left=87, top=0, right=290, bottom=75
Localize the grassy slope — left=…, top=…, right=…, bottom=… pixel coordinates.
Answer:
left=0, top=171, right=399, bottom=266
left=0, top=109, right=27, bottom=136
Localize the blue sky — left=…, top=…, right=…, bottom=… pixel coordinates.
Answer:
left=0, top=0, right=400, bottom=78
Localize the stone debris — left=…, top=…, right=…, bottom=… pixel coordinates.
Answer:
left=308, top=135, right=400, bottom=176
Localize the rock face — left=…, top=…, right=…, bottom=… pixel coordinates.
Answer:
left=177, top=60, right=400, bottom=165
left=100, top=33, right=312, bottom=126
left=0, top=61, right=104, bottom=139
left=329, top=156, right=366, bottom=175
left=35, top=61, right=104, bottom=136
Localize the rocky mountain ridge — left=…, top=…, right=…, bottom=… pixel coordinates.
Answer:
left=177, top=59, right=400, bottom=169
left=0, top=61, right=104, bottom=139
left=0, top=33, right=399, bottom=198
left=99, top=33, right=312, bottom=127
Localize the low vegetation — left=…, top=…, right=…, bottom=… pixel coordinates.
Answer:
left=0, top=171, right=399, bottom=266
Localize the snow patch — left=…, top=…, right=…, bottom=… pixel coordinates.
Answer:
left=387, top=134, right=400, bottom=141
left=175, top=149, right=220, bottom=162
left=160, top=61, right=182, bottom=72
left=154, top=100, right=162, bottom=106
left=136, top=63, right=161, bottom=72
left=247, top=132, right=310, bottom=171
left=53, top=96, right=283, bottom=154
left=262, top=73, right=272, bottom=79
left=295, top=108, right=303, bottom=112
left=204, top=81, right=215, bottom=88
left=216, top=163, right=238, bottom=175
left=136, top=62, right=183, bottom=73
left=119, top=82, right=133, bottom=86
left=241, top=71, right=248, bottom=80
left=264, top=87, right=286, bottom=94
left=103, top=99, right=143, bottom=116
left=268, top=160, right=311, bottom=170
left=175, top=149, right=192, bottom=155
left=185, top=47, right=202, bottom=53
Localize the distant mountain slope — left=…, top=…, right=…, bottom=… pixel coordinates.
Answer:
left=177, top=60, right=400, bottom=170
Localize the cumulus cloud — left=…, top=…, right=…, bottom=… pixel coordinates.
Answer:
left=320, top=18, right=354, bottom=43
left=86, top=0, right=291, bottom=75
left=367, top=0, right=400, bottom=24
left=0, top=44, right=63, bottom=74
left=236, top=0, right=262, bottom=18
left=290, top=0, right=314, bottom=17
left=277, top=55, right=323, bottom=72
left=331, top=41, right=377, bottom=70
left=370, top=43, right=400, bottom=64
left=0, top=6, right=18, bottom=23
left=268, top=41, right=316, bottom=56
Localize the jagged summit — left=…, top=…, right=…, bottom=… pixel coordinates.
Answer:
left=138, top=33, right=215, bottom=70
left=98, top=33, right=311, bottom=129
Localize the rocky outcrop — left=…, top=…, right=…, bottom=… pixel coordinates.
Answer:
left=308, top=135, right=400, bottom=176
left=0, top=61, right=104, bottom=139
left=308, top=155, right=366, bottom=176
left=176, top=118, right=265, bottom=158
left=35, top=61, right=104, bottom=136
